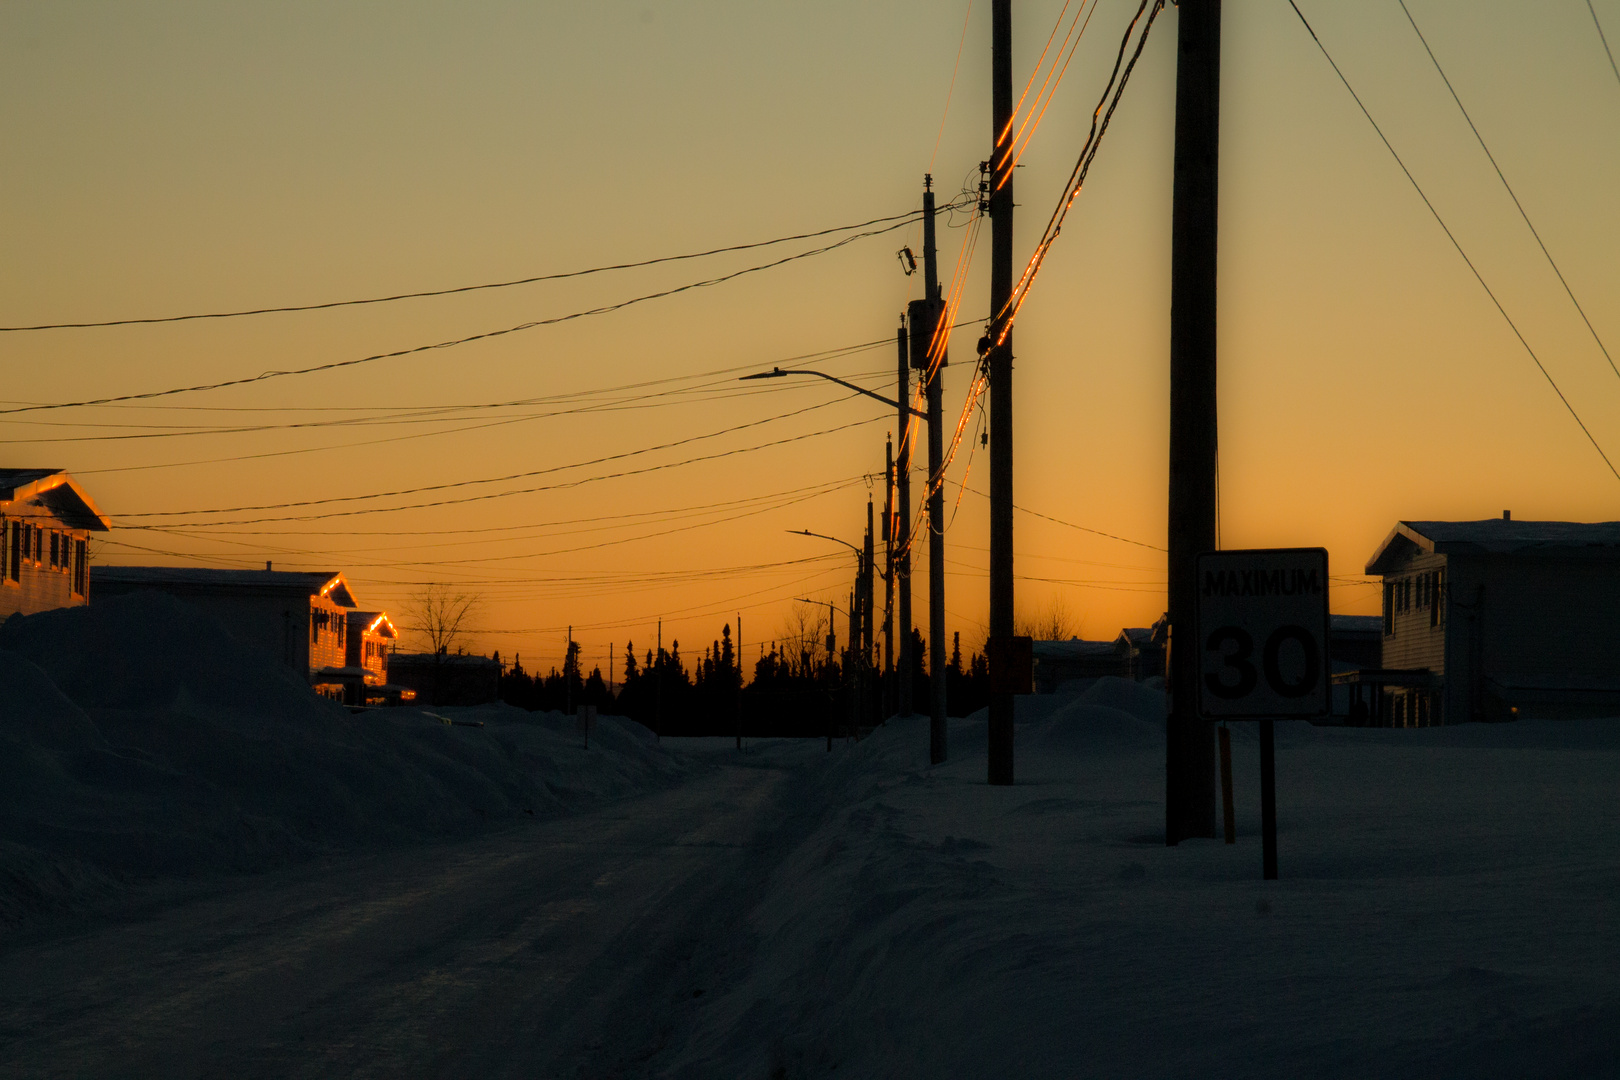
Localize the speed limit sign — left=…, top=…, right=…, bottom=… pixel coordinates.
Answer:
left=1195, top=548, right=1330, bottom=720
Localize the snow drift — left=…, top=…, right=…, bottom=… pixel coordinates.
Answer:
left=0, top=591, right=676, bottom=928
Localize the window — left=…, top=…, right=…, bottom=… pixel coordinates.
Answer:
left=8, top=522, right=18, bottom=582
left=1431, top=568, right=1444, bottom=627
left=1383, top=581, right=1394, bottom=635
left=72, top=539, right=87, bottom=596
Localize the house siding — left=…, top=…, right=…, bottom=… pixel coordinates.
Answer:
left=0, top=514, right=92, bottom=620
left=1379, top=552, right=1448, bottom=674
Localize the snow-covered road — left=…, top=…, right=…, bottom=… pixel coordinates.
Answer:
left=0, top=744, right=824, bottom=1079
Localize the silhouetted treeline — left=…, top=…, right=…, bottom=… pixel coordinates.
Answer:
left=498, top=623, right=992, bottom=736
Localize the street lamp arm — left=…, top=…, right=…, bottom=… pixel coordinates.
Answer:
left=794, top=597, right=848, bottom=620
left=741, top=367, right=926, bottom=420
left=788, top=528, right=862, bottom=557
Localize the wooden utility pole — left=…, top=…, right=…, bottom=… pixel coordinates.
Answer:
left=987, top=0, right=1016, bottom=785
left=736, top=614, right=743, bottom=751
left=864, top=496, right=876, bottom=659
left=896, top=322, right=914, bottom=719
left=1166, top=0, right=1221, bottom=842
left=883, top=437, right=896, bottom=716
left=915, top=177, right=949, bottom=765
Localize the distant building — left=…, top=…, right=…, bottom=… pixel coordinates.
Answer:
left=1345, top=516, right=1620, bottom=724
left=346, top=610, right=397, bottom=686
left=1113, top=615, right=1168, bottom=681
left=1031, top=639, right=1128, bottom=694
left=387, top=652, right=500, bottom=706
left=1, top=469, right=109, bottom=620
left=93, top=565, right=394, bottom=704
left=1329, top=614, right=1383, bottom=669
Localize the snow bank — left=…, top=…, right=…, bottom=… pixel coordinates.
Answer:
left=671, top=685, right=1620, bottom=1078
left=0, top=593, right=678, bottom=929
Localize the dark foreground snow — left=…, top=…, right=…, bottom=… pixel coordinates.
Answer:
left=0, top=592, right=677, bottom=929
left=2, top=601, right=1617, bottom=1077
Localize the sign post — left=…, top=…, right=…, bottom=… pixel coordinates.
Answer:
left=1196, top=548, right=1329, bottom=880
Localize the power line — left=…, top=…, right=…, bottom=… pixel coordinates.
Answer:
left=147, top=476, right=864, bottom=571
left=123, top=412, right=887, bottom=527
left=130, top=476, right=863, bottom=540
left=1398, top=0, right=1619, bottom=383
left=1589, top=0, right=1620, bottom=92
left=1287, top=0, right=1620, bottom=485
left=946, top=478, right=1166, bottom=551
left=0, top=208, right=941, bottom=333
left=2, top=365, right=890, bottom=445
left=0, top=211, right=963, bottom=417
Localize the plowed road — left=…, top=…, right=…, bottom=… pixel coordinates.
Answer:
left=0, top=749, right=819, bottom=1078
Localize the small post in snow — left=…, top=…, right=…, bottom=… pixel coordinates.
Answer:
left=1259, top=719, right=1277, bottom=879
left=1219, top=724, right=1236, bottom=845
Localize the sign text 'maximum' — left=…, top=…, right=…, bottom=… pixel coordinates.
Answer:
left=1201, top=567, right=1322, bottom=599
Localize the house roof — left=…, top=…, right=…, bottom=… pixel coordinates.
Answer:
left=0, top=469, right=110, bottom=531
left=1115, top=627, right=1155, bottom=648
left=1331, top=614, right=1382, bottom=635
left=1366, top=519, right=1620, bottom=574
left=1031, top=638, right=1117, bottom=659
left=351, top=611, right=397, bottom=638
left=95, top=565, right=356, bottom=605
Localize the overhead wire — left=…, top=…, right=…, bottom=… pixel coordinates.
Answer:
left=0, top=207, right=967, bottom=418
left=0, top=208, right=945, bottom=333
left=990, top=0, right=1167, bottom=350
left=117, top=397, right=855, bottom=519
left=1397, top=0, right=1620, bottom=384
left=119, top=411, right=887, bottom=527
left=1287, top=0, right=1620, bottom=486
left=930, top=1, right=975, bottom=175
left=1588, top=0, right=1620, bottom=92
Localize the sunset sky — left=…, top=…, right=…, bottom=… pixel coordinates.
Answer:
left=4, top=1, right=1618, bottom=675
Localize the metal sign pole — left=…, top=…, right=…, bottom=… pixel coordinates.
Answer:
left=1259, top=717, right=1277, bottom=879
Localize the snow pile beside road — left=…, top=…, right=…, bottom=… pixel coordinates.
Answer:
left=0, top=592, right=677, bottom=928
left=672, top=681, right=1620, bottom=1078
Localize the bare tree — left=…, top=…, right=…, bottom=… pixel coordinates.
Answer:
left=405, top=587, right=481, bottom=656
left=780, top=606, right=830, bottom=679
left=1015, top=594, right=1078, bottom=641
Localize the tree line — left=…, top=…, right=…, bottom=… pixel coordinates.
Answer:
left=495, top=622, right=993, bottom=737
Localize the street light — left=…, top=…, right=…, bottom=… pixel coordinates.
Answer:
left=788, top=528, right=860, bottom=556
left=741, top=368, right=927, bottom=420
left=794, top=597, right=850, bottom=752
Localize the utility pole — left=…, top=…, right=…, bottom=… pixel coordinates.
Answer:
left=736, top=614, right=743, bottom=751
left=883, top=437, right=896, bottom=718
left=987, top=0, right=1016, bottom=785
left=655, top=619, right=663, bottom=740
left=896, top=322, right=914, bottom=719
left=913, top=176, right=948, bottom=765
left=1166, top=0, right=1221, bottom=843
left=566, top=625, right=573, bottom=716
left=863, top=496, right=875, bottom=659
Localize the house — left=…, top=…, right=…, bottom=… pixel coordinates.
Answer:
left=1, top=469, right=109, bottom=619
left=1329, top=614, right=1383, bottom=669
left=1113, top=615, right=1168, bottom=681
left=1031, top=638, right=1129, bottom=694
left=1345, top=515, right=1620, bottom=725
left=93, top=564, right=390, bottom=703
left=386, top=652, right=500, bottom=706
left=346, top=610, right=397, bottom=685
